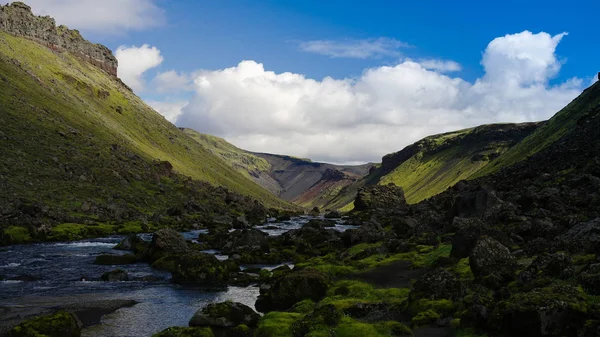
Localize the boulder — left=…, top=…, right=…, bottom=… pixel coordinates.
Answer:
left=3, top=311, right=82, bottom=337
left=8, top=274, right=41, bottom=282
left=469, top=236, right=517, bottom=286
left=518, top=252, right=574, bottom=284
left=222, top=229, right=269, bottom=254
left=324, top=211, right=341, bottom=219
left=94, top=254, right=137, bottom=265
left=559, top=218, right=600, bottom=253
left=114, top=234, right=143, bottom=251
left=580, top=271, right=600, bottom=295
left=354, top=184, right=408, bottom=211
left=148, top=228, right=189, bottom=262
left=282, top=222, right=340, bottom=251
left=410, top=268, right=463, bottom=301
left=255, top=269, right=329, bottom=312
left=341, top=221, right=386, bottom=246
left=167, top=252, right=236, bottom=285
left=497, top=284, right=589, bottom=337
left=101, top=269, right=129, bottom=282
left=189, top=302, right=260, bottom=328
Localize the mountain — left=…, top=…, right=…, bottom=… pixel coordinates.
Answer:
left=324, top=122, right=541, bottom=210
left=182, top=128, right=373, bottom=209
left=0, top=2, right=292, bottom=242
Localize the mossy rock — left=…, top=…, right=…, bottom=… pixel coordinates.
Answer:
left=189, top=301, right=260, bottom=328
left=411, top=310, right=440, bottom=327
left=255, top=269, right=329, bottom=312
left=168, top=252, right=235, bottom=285
left=93, top=254, right=137, bottom=265
left=1, top=226, right=32, bottom=245
left=254, top=312, right=303, bottom=337
left=151, top=327, right=214, bottom=337
left=494, top=284, right=589, bottom=337
left=4, top=311, right=81, bottom=337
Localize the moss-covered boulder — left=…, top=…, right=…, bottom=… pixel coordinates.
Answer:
left=148, top=228, right=189, bottom=262
left=4, top=311, right=82, bottom=337
left=221, top=229, right=269, bottom=254
left=189, top=301, right=260, bottom=328
left=101, top=269, right=129, bottom=282
left=168, top=252, right=236, bottom=285
left=341, top=221, right=385, bottom=246
left=255, top=269, right=329, bottom=312
left=495, top=284, right=589, bottom=337
left=469, top=236, right=516, bottom=287
left=93, top=254, right=137, bottom=265
left=151, top=327, right=214, bottom=337
left=354, top=184, right=407, bottom=211
left=291, top=304, right=342, bottom=335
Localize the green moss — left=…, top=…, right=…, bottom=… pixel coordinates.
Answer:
left=47, top=223, right=115, bottom=241
left=453, top=258, right=475, bottom=280
left=410, top=299, right=454, bottom=315
left=1, top=226, right=32, bottom=245
left=573, top=254, right=597, bottom=265
left=151, top=327, right=214, bottom=337
left=254, top=312, right=303, bottom=337
left=292, top=299, right=317, bottom=314
left=320, top=280, right=409, bottom=310
left=454, top=329, right=488, bottom=337
left=4, top=311, right=80, bottom=337
left=411, top=310, right=440, bottom=327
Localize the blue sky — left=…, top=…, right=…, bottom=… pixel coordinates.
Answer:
left=27, top=0, right=600, bottom=163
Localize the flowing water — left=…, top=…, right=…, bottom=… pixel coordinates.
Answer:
left=0, top=216, right=355, bottom=337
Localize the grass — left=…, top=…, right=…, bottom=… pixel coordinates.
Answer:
left=0, top=30, right=293, bottom=237
left=254, top=312, right=303, bottom=337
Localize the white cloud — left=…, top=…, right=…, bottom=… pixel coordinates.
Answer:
left=418, top=59, right=462, bottom=72
left=298, top=38, right=410, bottom=59
left=173, top=31, right=583, bottom=164
left=146, top=100, right=188, bottom=123
left=115, top=44, right=163, bottom=92
left=151, top=71, right=194, bottom=93
left=26, top=0, right=164, bottom=34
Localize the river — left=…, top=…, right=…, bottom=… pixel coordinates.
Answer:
left=0, top=216, right=355, bottom=337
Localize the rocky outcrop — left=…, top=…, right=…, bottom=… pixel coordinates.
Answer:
left=354, top=184, right=408, bottom=211
left=0, top=2, right=118, bottom=76
left=189, top=302, right=260, bottom=328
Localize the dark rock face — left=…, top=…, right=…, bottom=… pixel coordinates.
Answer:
left=4, top=311, right=82, bottom=337
left=341, top=221, right=385, bottom=246
left=101, top=269, right=129, bottom=282
left=282, top=222, right=340, bottom=252
left=0, top=2, right=118, bottom=76
left=354, top=184, right=407, bottom=211
left=519, top=252, right=574, bottom=284
left=469, top=236, right=516, bottom=286
left=189, top=302, right=260, bottom=328
left=410, top=268, right=463, bottom=301
left=559, top=218, right=600, bottom=253
left=255, top=269, right=329, bottom=312
left=498, top=285, right=588, bottom=337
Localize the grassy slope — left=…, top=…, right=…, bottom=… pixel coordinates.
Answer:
left=474, top=84, right=597, bottom=177
left=326, top=123, right=539, bottom=209
left=0, top=31, right=288, bottom=210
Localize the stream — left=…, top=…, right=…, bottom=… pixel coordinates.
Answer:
left=0, top=216, right=355, bottom=337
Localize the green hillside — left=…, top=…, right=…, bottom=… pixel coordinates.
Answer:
left=0, top=28, right=291, bottom=235
left=325, top=123, right=540, bottom=209
left=475, top=84, right=600, bottom=177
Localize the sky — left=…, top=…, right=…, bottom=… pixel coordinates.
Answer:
left=25, top=0, right=600, bottom=164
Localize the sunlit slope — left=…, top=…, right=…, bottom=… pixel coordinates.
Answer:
left=0, top=31, right=289, bottom=210
left=475, top=82, right=600, bottom=177
left=325, top=123, right=539, bottom=209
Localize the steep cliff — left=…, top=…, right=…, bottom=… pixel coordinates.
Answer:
left=0, top=2, right=117, bottom=76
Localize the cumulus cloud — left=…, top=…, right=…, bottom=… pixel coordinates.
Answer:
left=146, top=100, right=188, bottom=123
left=298, top=38, right=410, bottom=59
left=174, top=31, right=583, bottom=164
left=26, top=0, right=164, bottom=34
left=115, top=45, right=163, bottom=92
left=418, top=59, right=462, bottom=72
left=151, top=71, right=194, bottom=93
